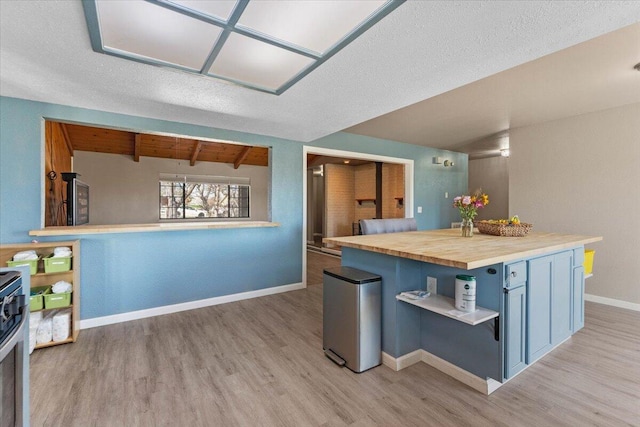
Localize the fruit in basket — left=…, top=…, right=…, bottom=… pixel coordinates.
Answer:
left=483, top=216, right=522, bottom=226
left=484, top=219, right=508, bottom=224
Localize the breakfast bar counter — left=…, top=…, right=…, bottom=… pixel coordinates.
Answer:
left=324, top=228, right=602, bottom=394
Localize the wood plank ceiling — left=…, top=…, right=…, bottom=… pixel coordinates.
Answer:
left=61, top=123, right=269, bottom=168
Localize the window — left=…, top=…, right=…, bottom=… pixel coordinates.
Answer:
left=160, top=178, right=250, bottom=219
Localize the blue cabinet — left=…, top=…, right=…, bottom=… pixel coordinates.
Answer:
left=504, top=284, right=527, bottom=378
left=527, top=250, right=574, bottom=364
left=552, top=250, right=573, bottom=344
left=572, top=266, right=585, bottom=332
left=527, top=255, right=553, bottom=363
left=504, top=261, right=527, bottom=379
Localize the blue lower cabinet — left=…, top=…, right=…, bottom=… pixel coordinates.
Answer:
left=504, top=284, right=527, bottom=378
left=552, top=250, right=573, bottom=344
left=527, top=250, right=575, bottom=364
left=527, top=255, right=554, bottom=363
left=572, top=266, right=585, bottom=332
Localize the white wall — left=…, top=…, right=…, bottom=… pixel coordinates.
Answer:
left=74, top=151, right=270, bottom=224
left=510, top=103, right=640, bottom=305
left=468, top=156, right=509, bottom=220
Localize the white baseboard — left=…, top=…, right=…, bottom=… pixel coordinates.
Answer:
left=321, top=247, right=342, bottom=257
left=381, top=349, right=502, bottom=395
left=381, top=350, right=422, bottom=371
left=79, top=282, right=305, bottom=330
left=585, top=294, right=640, bottom=312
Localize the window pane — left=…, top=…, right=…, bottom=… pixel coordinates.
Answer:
left=160, top=181, right=185, bottom=219
left=229, top=184, right=250, bottom=218
left=160, top=180, right=249, bottom=219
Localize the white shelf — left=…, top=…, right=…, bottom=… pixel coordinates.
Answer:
left=585, top=274, right=593, bottom=279
left=396, top=294, right=499, bottom=326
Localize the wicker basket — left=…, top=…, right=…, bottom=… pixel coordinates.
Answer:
left=477, top=221, right=533, bottom=237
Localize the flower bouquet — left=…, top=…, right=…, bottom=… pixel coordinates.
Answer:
left=453, top=190, right=489, bottom=237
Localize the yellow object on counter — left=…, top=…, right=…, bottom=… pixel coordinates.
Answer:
left=584, top=250, right=595, bottom=275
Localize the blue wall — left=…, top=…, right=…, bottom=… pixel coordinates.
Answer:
left=0, top=96, right=467, bottom=320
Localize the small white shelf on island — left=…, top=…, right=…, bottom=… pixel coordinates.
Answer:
left=396, top=294, right=499, bottom=326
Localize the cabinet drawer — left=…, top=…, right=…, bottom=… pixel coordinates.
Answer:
left=505, top=262, right=526, bottom=286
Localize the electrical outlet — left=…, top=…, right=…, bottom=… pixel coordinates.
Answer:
left=417, top=206, right=423, bottom=213
left=427, top=276, right=437, bottom=295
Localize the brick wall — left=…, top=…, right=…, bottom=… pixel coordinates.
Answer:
left=383, top=163, right=405, bottom=219
left=324, top=164, right=355, bottom=244
left=324, top=162, right=405, bottom=244
left=354, top=163, right=376, bottom=221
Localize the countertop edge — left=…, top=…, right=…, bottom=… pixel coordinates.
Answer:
left=29, top=221, right=280, bottom=236
left=325, top=232, right=603, bottom=269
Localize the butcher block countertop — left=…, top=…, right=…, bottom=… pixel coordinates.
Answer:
left=324, top=228, right=602, bottom=270
left=30, top=221, right=279, bottom=236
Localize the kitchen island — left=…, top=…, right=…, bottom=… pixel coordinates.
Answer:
left=324, top=228, right=602, bottom=394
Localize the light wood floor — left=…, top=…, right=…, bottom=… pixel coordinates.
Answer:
left=31, top=258, right=639, bottom=426
left=306, top=249, right=341, bottom=285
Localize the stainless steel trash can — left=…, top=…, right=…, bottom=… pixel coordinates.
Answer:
left=323, top=266, right=381, bottom=373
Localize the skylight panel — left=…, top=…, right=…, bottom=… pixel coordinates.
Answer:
left=84, top=0, right=405, bottom=94
left=96, top=0, right=222, bottom=70
left=210, top=33, right=315, bottom=91
left=237, top=0, right=388, bottom=54
left=167, top=0, right=238, bottom=21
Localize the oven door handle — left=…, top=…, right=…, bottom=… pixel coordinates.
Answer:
left=0, top=304, right=28, bottom=361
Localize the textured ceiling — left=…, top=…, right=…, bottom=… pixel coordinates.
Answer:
left=346, top=22, right=640, bottom=157
left=1, top=1, right=639, bottom=147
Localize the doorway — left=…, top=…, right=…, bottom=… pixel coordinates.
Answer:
left=302, top=146, right=414, bottom=286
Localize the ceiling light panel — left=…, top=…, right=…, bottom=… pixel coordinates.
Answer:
left=96, top=0, right=222, bottom=70
left=167, top=0, right=238, bottom=21
left=210, top=33, right=315, bottom=90
left=84, top=0, right=405, bottom=94
left=237, top=0, right=388, bottom=54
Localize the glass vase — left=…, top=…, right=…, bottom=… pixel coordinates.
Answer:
left=461, top=218, right=473, bottom=237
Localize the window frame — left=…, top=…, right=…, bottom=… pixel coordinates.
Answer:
left=159, top=178, right=251, bottom=220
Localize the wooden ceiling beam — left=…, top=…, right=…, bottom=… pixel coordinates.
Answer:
left=60, top=121, right=269, bottom=167
left=190, top=141, right=202, bottom=166
left=134, top=134, right=141, bottom=162
left=234, top=146, right=252, bottom=169
left=59, top=123, right=74, bottom=155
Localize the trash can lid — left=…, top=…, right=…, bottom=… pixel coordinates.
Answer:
left=323, top=266, right=381, bottom=284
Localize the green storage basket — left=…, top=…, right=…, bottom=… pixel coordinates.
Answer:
left=7, top=258, right=39, bottom=275
left=44, top=291, right=72, bottom=309
left=43, top=255, right=72, bottom=273
left=29, top=286, right=51, bottom=311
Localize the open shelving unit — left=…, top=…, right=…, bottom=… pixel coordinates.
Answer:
left=356, top=198, right=376, bottom=205
left=1, top=240, right=80, bottom=349
left=396, top=293, right=498, bottom=326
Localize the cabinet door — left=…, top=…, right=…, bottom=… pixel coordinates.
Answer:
left=527, top=255, right=553, bottom=363
left=552, top=251, right=573, bottom=344
left=572, top=266, right=585, bottom=332
left=504, top=284, right=527, bottom=379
